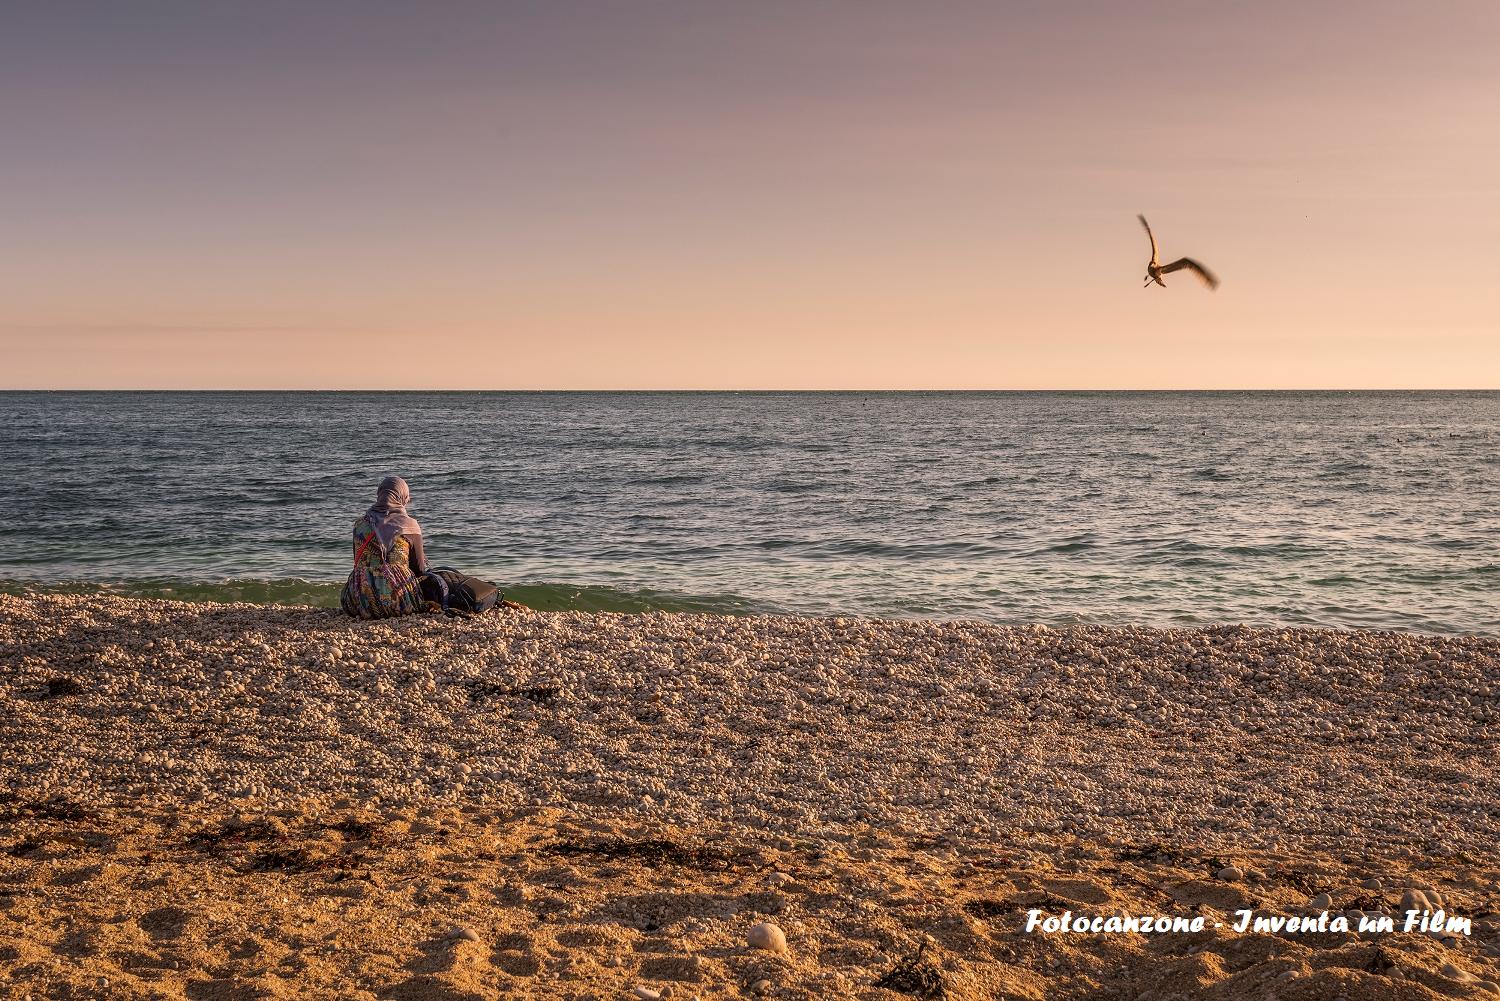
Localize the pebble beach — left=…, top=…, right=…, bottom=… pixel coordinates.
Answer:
left=2, top=592, right=1498, bottom=1000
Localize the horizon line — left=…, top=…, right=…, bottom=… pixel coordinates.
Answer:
left=3, top=387, right=1498, bottom=394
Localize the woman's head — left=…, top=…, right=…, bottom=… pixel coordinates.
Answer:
left=374, top=475, right=411, bottom=510
left=362, top=475, right=421, bottom=555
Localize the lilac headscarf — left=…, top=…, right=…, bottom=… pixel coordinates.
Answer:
left=364, top=475, right=422, bottom=557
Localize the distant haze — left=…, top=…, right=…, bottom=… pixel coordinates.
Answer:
left=2, top=1, right=1497, bottom=389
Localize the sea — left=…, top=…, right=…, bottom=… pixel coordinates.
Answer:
left=1, top=391, right=1495, bottom=636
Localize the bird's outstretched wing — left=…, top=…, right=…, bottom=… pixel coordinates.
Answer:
left=1160, top=257, right=1219, bottom=289
left=1137, top=214, right=1158, bottom=264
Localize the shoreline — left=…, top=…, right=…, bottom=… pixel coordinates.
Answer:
left=4, top=579, right=1496, bottom=641
left=3, top=593, right=1498, bottom=998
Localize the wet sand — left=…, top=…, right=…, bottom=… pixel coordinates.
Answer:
left=1, top=593, right=1497, bottom=999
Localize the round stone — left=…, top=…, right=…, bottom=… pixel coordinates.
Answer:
left=1399, top=889, right=1431, bottom=913
left=1215, top=866, right=1244, bottom=882
left=1307, top=893, right=1332, bottom=910
left=1440, top=962, right=1474, bottom=983
left=747, top=921, right=788, bottom=954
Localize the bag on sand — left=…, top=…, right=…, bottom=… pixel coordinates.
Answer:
left=420, top=567, right=501, bottom=615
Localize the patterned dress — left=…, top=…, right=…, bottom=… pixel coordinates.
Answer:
left=340, top=515, right=426, bottom=619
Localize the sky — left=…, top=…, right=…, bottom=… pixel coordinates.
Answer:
left=2, top=1, right=1497, bottom=389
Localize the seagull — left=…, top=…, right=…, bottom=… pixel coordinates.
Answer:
left=1138, top=214, right=1219, bottom=290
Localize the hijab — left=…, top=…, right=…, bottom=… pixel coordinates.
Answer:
left=364, top=475, right=422, bottom=556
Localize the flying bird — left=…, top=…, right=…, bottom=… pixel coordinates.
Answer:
left=1138, top=215, right=1219, bottom=290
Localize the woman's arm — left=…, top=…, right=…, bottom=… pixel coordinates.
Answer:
left=404, top=533, right=428, bottom=576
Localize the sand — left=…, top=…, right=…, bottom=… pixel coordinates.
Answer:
left=1, top=592, right=1497, bottom=999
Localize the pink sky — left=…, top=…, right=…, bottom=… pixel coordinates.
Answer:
left=2, top=2, right=1497, bottom=388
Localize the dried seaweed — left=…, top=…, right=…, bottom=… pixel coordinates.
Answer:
left=41, top=676, right=86, bottom=699
left=186, top=819, right=282, bottom=850
left=464, top=681, right=560, bottom=705
left=248, top=847, right=339, bottom=874
left=873, top=944, right=948, bottom=1000
left=547, top=837, right=742, bottom=870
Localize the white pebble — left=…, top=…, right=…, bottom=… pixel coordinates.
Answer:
left=747, top=921, right=788, bottom=954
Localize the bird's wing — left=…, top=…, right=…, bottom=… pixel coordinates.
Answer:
left=1160, top=257, right=1219, bottom=289
left=1137, top=214, right=1158, bottom=263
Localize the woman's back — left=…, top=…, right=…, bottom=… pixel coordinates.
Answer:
left=341, top=514, right=425, bottom=618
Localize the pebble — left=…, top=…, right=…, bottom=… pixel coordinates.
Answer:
left=1399, top=889, right=1432, bottom=913
left=448, top=926, right=480, bottom=942
left=1361, top=877, right=1383, bottom=890
left=747, top=921, right=788, bottom=954
left=1307, top=893, right=1332, bottom=910
left=750, top=980, right=772, bottom=995
left=633, top=989, right=662, bottom=1001
left=1216, top=866, right=1244, bottom=882
left=1440, top=962, right=1474, bottom=983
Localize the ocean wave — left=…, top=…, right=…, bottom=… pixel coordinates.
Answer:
left=0, top=577, right=769, bottom=617
left=505, top=582, right=768, bottom=615
left=0, top=577, right=344, bottom=608
left=1036, top=539, right=1097, bottom=555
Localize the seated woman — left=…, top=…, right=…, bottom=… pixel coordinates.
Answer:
left=341, top=475, right=430, bottom=619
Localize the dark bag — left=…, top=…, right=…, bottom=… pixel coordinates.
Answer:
left=420, top=567, right=501, bottom=615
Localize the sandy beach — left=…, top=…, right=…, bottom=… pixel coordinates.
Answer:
left=2, top=593, right=1497, bottom=999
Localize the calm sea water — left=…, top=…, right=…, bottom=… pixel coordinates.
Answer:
left=1, top=391, right=1495, bottom=635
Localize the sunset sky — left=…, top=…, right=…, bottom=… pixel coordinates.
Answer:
left=2, top=1, right=1497, bottom=389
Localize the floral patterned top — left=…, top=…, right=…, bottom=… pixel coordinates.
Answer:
left=340, top=515, right=426, bottom=619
